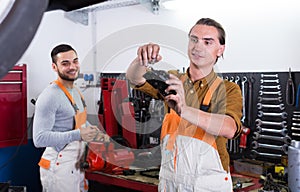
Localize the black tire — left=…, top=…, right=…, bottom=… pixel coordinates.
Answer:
left=0, top=0, right=48, bottom=78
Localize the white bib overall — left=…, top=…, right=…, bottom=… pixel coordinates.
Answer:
left=158, top=77, right=233, bottom=192
left=38, top=80, right=88, bottom=192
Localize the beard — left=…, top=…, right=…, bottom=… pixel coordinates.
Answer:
left=57, top=69, right=79, bottom=81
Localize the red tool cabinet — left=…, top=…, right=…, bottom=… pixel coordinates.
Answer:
left=0, top=64, right=27, bottom=148
left=99, top=77, right=138, bottom=148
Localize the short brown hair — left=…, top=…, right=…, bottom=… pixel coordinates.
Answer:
left=51, top=44, right=77, bottom=64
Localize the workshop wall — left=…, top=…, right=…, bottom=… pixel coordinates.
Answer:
left=1, top=0, right=300, bottom=191
left=18, top=0, right=300, bottom=117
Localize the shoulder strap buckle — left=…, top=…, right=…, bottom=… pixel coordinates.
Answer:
left=201, top=77, right=223, bottom=112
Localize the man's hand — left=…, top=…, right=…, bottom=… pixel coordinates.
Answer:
left=79, top=125, right=99, bottom=142
left=126, top=43, right=163, bottom=86
left=137, top=43, right=162, bottom=66
left=93, top=130, right=110, bottom=142
left=164, top=74, right=186, bottom=115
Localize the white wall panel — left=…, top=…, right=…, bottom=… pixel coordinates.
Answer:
left=17, top=0, right=300, bottom=116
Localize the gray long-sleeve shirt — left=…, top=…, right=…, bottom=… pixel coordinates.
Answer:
left=33, top=83, right=86, bottom=152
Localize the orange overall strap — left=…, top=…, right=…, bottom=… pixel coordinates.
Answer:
left=53, top=80, right=87, bottom=129
left=165, top=76, right=223, bottom=151
left=54, top=80, right=76, bottom=106
left=54, top=80, right=86, bottom=111
left=74, top=86, right=86, bottom=108
left=203, top=77, right=223, bottom=106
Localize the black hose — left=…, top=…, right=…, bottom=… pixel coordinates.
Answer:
left=0, top=0, right=48, bottom=78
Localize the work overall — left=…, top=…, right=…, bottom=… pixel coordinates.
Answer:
left=158, top=77, right=233, bottom=192
left=38, top=81, right=88, bottom=192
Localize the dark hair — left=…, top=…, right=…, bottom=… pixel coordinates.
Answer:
left=50, top=44, right=77, bottom=64
left=189, top=18, right=226, bottom=45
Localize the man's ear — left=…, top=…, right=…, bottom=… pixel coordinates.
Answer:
left=52, top=63, right=57, bottom=72
left=217, top=45, right=225, bottom=57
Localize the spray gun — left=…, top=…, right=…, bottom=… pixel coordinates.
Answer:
left=239, top=126, right=250, bottom=152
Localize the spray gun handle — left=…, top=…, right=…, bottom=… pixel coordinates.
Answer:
left=239, top=126, right=250, bottom=149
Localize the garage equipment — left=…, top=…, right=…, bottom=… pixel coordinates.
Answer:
left=260, top=173, right=290, bottom=192
left=0, top=0, right=47, bottom=79
left=239, top=126, right=250, bottom=151
left=288, top=140, right=300, bottom=192
left=285, top=67, right=295, bottom=106
left=0, top=65, right=27, bottom=147
left=98, top=76, right=139, bottom=148
left=84, top=73, right=163, bottom=175
left=296, top=83, right=300, bottom=108
left=81, top=141, right=135, bottom=175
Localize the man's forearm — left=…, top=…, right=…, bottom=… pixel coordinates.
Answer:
left=126, top=58, right=147, bottom=86
left=180, top=106, right=237, bottom=139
